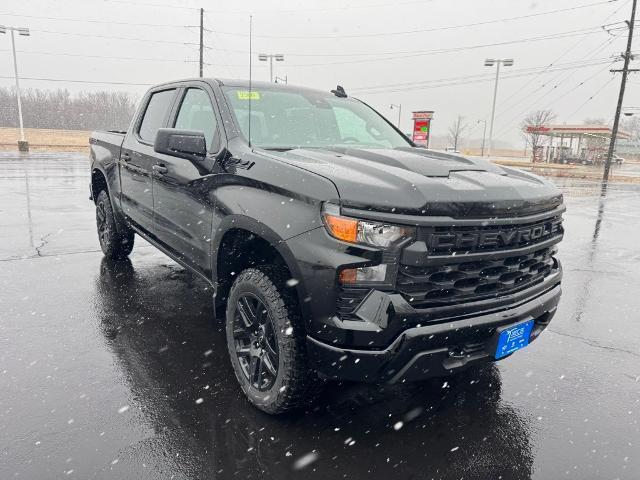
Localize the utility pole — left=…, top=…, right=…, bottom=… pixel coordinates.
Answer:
left=199, top=8, right=204, bottom=77
left=0, top=24, right=30, bottom=152
left=484, top=58, right=514, bottom=157
left=603, top=0, right=638, bottom=183
left=478, top=119, right=487, bottom=156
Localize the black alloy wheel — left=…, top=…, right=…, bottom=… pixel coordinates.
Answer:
left=95, top=190, right=135, bottom=259
left=232, top=293, right=280, bottom=391
left=96, top=200, right=110, bottom=248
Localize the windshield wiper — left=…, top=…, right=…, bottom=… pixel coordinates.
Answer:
left=260, top=147, right=295, bottom=152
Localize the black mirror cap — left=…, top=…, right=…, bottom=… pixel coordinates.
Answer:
left=154, top=128, right=207, bottom=161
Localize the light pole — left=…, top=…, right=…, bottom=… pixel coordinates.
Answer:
left=484, top=58, right=513, bottom=157
left=0, top=24, right=30, bottom=152
left=477, top=119, right=487, bottom=156
left=258, top=53, right=284, bottom=83
left=390, top=103, right=402, bottom=129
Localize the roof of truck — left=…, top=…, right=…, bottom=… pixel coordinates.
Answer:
left=150, top=77, right=342, bottom=96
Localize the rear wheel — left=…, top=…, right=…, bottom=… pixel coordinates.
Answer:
left=96, top=190, right=134, bottom=259
left=225, top=267, right=321, bottom=414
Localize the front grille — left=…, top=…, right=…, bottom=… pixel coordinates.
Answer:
left=417, top=215, right=563, bottom=255
left=397, top=246, right=558, bottom=308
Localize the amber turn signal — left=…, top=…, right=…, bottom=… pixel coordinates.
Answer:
left=323, top=212, right=358, bottom=243
left=339, top=268, right=358, bottom=284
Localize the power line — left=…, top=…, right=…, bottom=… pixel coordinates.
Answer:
left=0, top=49, right=211, bottom=64
left=491, top=33, right=621, bottom=124
left=0, top=0, right=616, bottom=40
left=213, top=0, right=619, bottom=39
left=102, top=0, right=437, bottom=14
left=101, top=0, right=200, bottom=11
left=565, top=75, right=618, bottom=119
left=279, top=28, right=606, bottom=67
left=352, top=58, right=613, bottom=93
left=30, top=28, right=205, bottom=47
left=353, top=61, right=614, bottom=97
left=484, top=24, right=626, bottom=137
left=492, top=61, right=617, bottom=139
left=0, top=12, right=193, bottom=29
left=0, top=61, right=611, bottom=93
left=494, top=0, right=630, bottom=114
left=0, top=75, right=153, bottom=86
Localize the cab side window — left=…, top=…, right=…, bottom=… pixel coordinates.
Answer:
left=174, top=88, right=219, bottom=152
left=138, top=89, right=175, bottom=144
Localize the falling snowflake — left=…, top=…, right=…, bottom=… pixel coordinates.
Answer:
left=292, top=452, right=319, bottom=470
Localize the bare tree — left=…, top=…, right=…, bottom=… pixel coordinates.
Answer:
left=0, top=87, right=138, bottom=131
left=582, top=117, right=608, bottom=154
left=520, top=110, right=556, bottom=154
left=447, top=115, right=467, bottom=150
left=621, top=116, right=640, bottom=141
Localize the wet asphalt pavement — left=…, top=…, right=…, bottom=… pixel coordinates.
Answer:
left=0, top=152, right=638, bottom=480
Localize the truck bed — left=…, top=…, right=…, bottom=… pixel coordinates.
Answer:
left=89, top=130, right=126, bottom=168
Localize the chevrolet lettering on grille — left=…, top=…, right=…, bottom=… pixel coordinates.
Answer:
left=426, top=217, right=563, bottom=251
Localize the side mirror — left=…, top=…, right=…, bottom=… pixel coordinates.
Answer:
left=154, top=128, right=207, bottom=162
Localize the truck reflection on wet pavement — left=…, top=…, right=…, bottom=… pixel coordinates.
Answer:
left=94, top=256, right=533, bottom=479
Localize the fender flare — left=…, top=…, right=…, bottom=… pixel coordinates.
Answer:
left=211, top=214, right=313, bottom=325
left=91, top=164, right=127, bottom=233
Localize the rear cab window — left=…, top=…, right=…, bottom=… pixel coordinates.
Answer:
left=137, top=89, right=176, bottom=144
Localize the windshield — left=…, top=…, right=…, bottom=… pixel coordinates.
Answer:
left=222, top=86, right=411, bottom=150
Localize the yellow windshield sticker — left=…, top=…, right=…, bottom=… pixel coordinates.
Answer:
left=236, top=91, right=261, bottom=100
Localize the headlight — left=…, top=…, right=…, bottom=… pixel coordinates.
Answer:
left=322, top=203, right=414, bottom=248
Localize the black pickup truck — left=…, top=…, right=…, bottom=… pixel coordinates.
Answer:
left=89, top=78, right=564, bottom=414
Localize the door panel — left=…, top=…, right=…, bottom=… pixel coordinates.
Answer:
left=119, top=88, right=176, bottom=233
left=119, top=147, right=154, bottom=231
left=153, top=87, right=219, bottom=276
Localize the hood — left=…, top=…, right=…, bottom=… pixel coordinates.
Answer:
left=265, top=146, right=563, bottom=218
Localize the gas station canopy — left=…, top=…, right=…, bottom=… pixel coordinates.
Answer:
left=525, top=124, right=631, bottom=140
left=524, top=124, right=631, bottom=164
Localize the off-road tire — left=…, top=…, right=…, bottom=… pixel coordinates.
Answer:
left=95, top=190, right=134, bottom=259
left=225, top=266, right=322, bottom=414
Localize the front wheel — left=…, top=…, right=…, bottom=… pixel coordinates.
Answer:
left=95, top=190, right=134, bottom=259
left=225, top=267, right=321, bottom=414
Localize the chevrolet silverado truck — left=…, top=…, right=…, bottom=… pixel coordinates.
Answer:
left=89, top=79, right=564, bottom=414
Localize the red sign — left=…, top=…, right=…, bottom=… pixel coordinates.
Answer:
left=413, top=119, right=431, bottom=143
left=412, top=111, right=434, bottom=146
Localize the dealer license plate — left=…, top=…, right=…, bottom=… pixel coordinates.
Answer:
left=495, top=319, right=535, bottom=359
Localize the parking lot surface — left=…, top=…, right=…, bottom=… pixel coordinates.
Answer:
left=1, top=152, right=638, bottom=479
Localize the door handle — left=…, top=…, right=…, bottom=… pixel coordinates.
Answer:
left=121, top=152, right=131, bottom=162
left=152, top=164, right=168, bottom=175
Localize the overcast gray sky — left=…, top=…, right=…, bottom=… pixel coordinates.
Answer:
left=1, top=0, right=637, bottom=145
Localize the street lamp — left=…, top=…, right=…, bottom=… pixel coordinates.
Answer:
left=477, top=119, right=488, bottom=156
left=484, top=58, right=514, bottom=157
left=258, top=53, right=284, bottom=83
left=389, top=103, right=402, bottom=129
left=0, top=24, right=30, bottom=152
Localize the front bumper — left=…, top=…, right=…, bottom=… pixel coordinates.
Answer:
left=306, top=282, right=561, bottom=383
